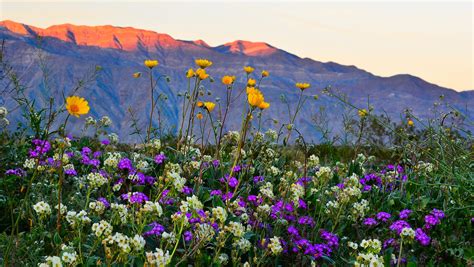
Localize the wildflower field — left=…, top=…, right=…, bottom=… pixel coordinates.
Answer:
left=0, top=56, right=473, bottom=266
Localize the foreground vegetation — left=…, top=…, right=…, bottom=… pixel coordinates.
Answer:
left=0, top=52, right=473, bottom=266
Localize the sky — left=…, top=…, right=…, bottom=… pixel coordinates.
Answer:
left=1, top=0, right=473, bottom=91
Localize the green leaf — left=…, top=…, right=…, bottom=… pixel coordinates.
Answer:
left=53, top=232, right=62, bottom=245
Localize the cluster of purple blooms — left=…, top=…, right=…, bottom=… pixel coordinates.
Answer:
left=359, top=164, right=408, bottom=192
left=121, top=192, right=149, bottom=204
left=81, top=147, right=101, bottom=167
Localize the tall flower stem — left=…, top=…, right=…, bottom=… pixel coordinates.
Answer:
left=146, top=70, right=155, bottom=143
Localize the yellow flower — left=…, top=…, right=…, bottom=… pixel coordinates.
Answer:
left=204, top=102, right=216, bottom=112
left=66, top=96, right=90, bottom=118
left=196, top=68, right=209, bottom=80
left=258, top=101, right=270, bottom=110
left=248, top=89, right=264, bottom=107
left=358, top=109, right=368, bottom=118
left=246, top=87, right=259, bottom=95
left=261, top=70, right=269, bottom=77
left=133, top=72, right=141, bottom=78
left=195, top=59, right=213, bottom=69
left=144, top=60, right=159, bottom=69
left=197, top=101, right=204, bottom=107
left=247, top=78, right=256, bottom=87
left=295, top=82, right=310, bottom=91
left=196, top=112, right=203, bottom=120
left=186, top=68, right=195, bottom=78
left=222, top=75, right=235, bottom=85
left=243, top=66, right=254, bottom=74
left=407, top=119, right=414, bottom=126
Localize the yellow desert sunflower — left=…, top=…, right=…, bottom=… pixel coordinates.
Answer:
left=261, top=70, right=269, bottom=77
left=248, top=89, right=264, bottom=107
left=186, top=68, right=195, bottom=78
left=243, top=66, right=254, bottom=74
left=358, top=109, right=368, bottom=118
left=144, top=60, right=159, bottom=69
left=295, top=82, right=310, bottom=91
left=196, top=68, right=209, bottom=80
left=222, top=75, right=236, bottom=85
left=66, top=96, right=90, bottom=117
left=195, top=59, right=213, bottom=69
left=258, top=101, right=270, bottom=110
left=247, top=78, right=256, bottom=87
left=204, top=102, right=216, bottom=112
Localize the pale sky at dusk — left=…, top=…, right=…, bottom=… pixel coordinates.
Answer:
left=1, top=1, right=473, bottom=91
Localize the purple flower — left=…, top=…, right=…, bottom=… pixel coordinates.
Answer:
left=377, top=212, right=391, bottom=222
left=253, top=176, right=264, bottom=183
left=424, top=215, right=440, bottom=229
left=181, top=186, right=193, bottom=195
left=143, top=222, right=165, bottom=236
left=298, top=199, right=307, bottom=209
left=29, top=139, right=51, bottom=158
left=222, top=192, right=233, bottom=201
left=232, top=165, right=242, bottom=172
left=415, top=228, right=431, bottom=246
left=212, top=159, right=220, bottom=168
left=431, top=209, right=445, bottom=219
left=122, top=192, right=149, bottom=204
left=210, top=190, right=222, bottom=196
left=390, top=220, right=411, bottom=234
left=98, top=197, right=110, bottom=208
left=297, top=216, right=315, bottom=227
left=118, top=158, right=133, bottom=171
left=363, top=217, right=378, bottom=227
left=287, top=225, right=300, bottom=237
left=101, top=139, right=110, bottom=145
left=154, top=153, right=166, bottom=164
left=383, top=238, right=396, bottom=249
left=320, top=230, right=339, bottom=249
left=5, top=168, right=26, bottom=177
left=184, top=231, right=193, bottom=242
left=399, top=209, right=412, bottom=219
left=228, top=177, right=238, bottom=188
left=65, top=169, right=77, bottom=176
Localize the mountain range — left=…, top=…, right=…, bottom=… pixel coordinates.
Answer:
left=0, top=20, right=472, bottom=142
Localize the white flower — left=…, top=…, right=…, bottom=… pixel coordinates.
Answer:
left=218, top=253, right=229, bottom=264
left=33, top=201, right=52, bottom=217
left=86, top=172, right=107, bottom=189
left=99, top=116, right=112, bottom=127
left=23, top=158, right=36, bottom=169
left=145, top=248, right=170, bottom=266
left=61, top=251, right=77, bottom=264
left=40, top=256, right=63, bottom=267
left=268, top=236, right=283, bottom=255
left=92, top=220, right=113, bottom=238
left=400, top=227, right=415, bottom=240
left=131, top=234, right=146, bottom=251
left=212, top=207, right=227, bottom=223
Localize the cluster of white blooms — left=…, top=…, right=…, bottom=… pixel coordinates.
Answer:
left=308, top=154, right=320, bottom=167
left=92, top=220, right=113, bottom=238
left=86, top=172, right=108, bottom=189
left=33, top=201, right=52, bottom=218
left=195, top=223, right=215, bottom=243
left=416, top=161, right=435, bottom=174
left=162, top=232, right=177, bottom=244
left=265, top=129, right=278, bottom=141
left=234, top=237, right=251, bottom=252
left=169, top=172, right=186, bottom=192
left=136, top=160, right=149, bottom=171
left=103, top=232, right=131, bottom=253
left=259, top=182, right=274, bottom=199
left=225, top=221, right=245, bottom=237
left=348, top=241, right=359, bottom=250
left=89, top=201, right=106, bottom=214
left=60, top=244, right=77, bottom=265
left=253, top=131, right=264, bottom=143
left=130, top=234, right=146, bottom=251
left=325, top=200, right=339, bottom=213
left=108, top=133, right=119, bottom=143
left=140, top=201, right=163, bottom=216
left=351, top=199, right=370, bottom=221
left=111, top=203, right=129, bottom=224
left=23, top=158, right=37, bottom=169
left=85, top=116, right=96, bottom=125
left=256, top=204, right=271, bottom=217
left=180, top=195, right=203, bottom=213
left=269, top=166, right=280, bottom=176
left=218, top=253, right=229, bottom=264
left=400, top=227, right=415, bottom=240
left=55, top=204, right=67, bottom=215
left=0, top=107, right=9, bottom=127
left=225, top=131, right=240, bottom=143
left=290, top=183, right=305, bottom=204
left=145, top=248, right=170, bottom=266
left=53, top=153, right=70, bottom=164
left=104, top=152, right=122, bottom=168
left=354, top=252, right=384, bottom=267
left=212, top=206, right=227, bottom=223
left=360, top=239, right=382, bottom=254
left=99, top=116, right=112, bottom=127
left=314, top=166, right=332, bottom=182
left=268, top=236, right=283, bottom=255
left=38, top=256, right=62, bottom=267
left=66, top=210, right=91, bottom=227
left=147, top=138, right=162, bottom=150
